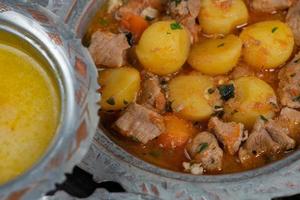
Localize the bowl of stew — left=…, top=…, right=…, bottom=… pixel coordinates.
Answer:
left=83, top=0, right=300, bottom=174
left=77, top=0, right=300, bottom=198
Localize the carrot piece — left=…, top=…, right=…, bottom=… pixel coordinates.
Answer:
left=120, top=14, right=149, bottom=39
left=157, top=114, right=197, bottom=149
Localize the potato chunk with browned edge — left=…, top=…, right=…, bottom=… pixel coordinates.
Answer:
left=136, top=20, right=191, bottom=75
left=188, top=34, right=242, bottom=75
left=198, top=0, right=248, bottom=35
left=224, top=76, right=277, bottom=128
left=168, top=73, right=220, bottom=121
left=99, top=67, right=140, bottom=111
left=240, top=20, right=294, bottom=69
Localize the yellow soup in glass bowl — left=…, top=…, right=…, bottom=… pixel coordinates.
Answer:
left=0, top=33, right=60, bottom=184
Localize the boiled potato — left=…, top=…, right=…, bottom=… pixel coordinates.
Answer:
left=99, top=67, right=140, bottom=111
left=240, top=20, right=294, bottom=69
left=199, top=0, right=248, bottom=35
left=224, top=76, right=277, bottom=128
left=136, top=20, right=190, bottom=75
left=157, top=114, right=196, bottom=149
left=188, top=34, right=242, bottom=75
left=168, top=73, right=217, bottom=121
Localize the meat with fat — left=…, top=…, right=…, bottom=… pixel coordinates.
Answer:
left=265, top=119, right=296, bottom=151
left=186, top=131, right=223, bottom=172
left=287, top=0, right=300, bottom=46
left=238, top=119, right=281, bottom=165
left=277, top=107, right=300, bottom=140
left=115, top=103, right=165, bottom=144
left=168, top=0, right=201, bottom=43
left=208, top=117, right=247, bottom=155
left=278, top=52, right=300, bottom=108
left=115, top=0, right=162, bottom=20
left=251, top=0, right=294, bottom=13
left=88, top=31, right=130, bottom=67
left=137, top=72, right=166, bottom=112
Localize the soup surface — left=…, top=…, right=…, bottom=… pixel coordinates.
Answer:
left=85, top=0, right=300, bottom=175
left=0, top=32, right=60, bottom=184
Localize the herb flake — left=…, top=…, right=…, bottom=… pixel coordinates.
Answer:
left=99, top=18, right=109, bottom=26
left=260, top=115, right=268, bottom=122
left=197, top=143, right=209, bottom=153
left=217, top=84, right=235, bottom=101
left=217, top=43, right=225, bottom=48
left=106, top=97, right=115, bottom=105
left=123, top=100, right=129, bottom=105
left=170, top=22, right=182, bottom=30
left=272, top=27, right=278, bottom=33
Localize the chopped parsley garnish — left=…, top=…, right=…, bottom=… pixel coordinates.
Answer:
left=208, top=88, right=215, bottom=94
left=217, top=84, right=235, bottom=101
left=170, top=22, right=182, bottom=30
left=293, top=95, right=300, bottom=102
left=197, top=143, right=209, bottom=153
left=271, top=27, right=278, bottom=33
left=217, top=43, right=225, bottom=48
left=171, top=0, right=182, bottom=6
left=99, top=18, right=109, bottom=26
left=125, top=32, right=134, bottom=46
left=260, top=115, right=268, bottom=122
left=106, top=97, right=115, bottom=105
left=123, top=100, right=129, bottom=105
left=166, top=32, right=171, bottom=34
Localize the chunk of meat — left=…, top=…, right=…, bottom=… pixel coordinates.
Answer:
left=186, top=132, right=223, bottom=172
left=115, top=103, right=165, bottom=144
left=138, top=73, right=166, bottom=112
left=278, top=53, right=300, bottom=108
left=238, top=119, right=281, bottom=165
left=89, top=31, right=130, bottom=67
left=208, top=117, right=247, bottom=155
left=277, top=107, right=300, bottom=140
left=115, top=0, right=162, bottom=19
left=251, top=0, right=294, bottom=13
left=265, top=119, right=296, bottom=151
left=287, top=1, right=300, bottom=46
left=168, top=0, right=201, bottom=43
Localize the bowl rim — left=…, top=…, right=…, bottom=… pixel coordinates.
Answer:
left=97, top=125, right=300, bottom=183
left=0, top=11, right=77, bottom=191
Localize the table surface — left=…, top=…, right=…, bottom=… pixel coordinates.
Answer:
left=47, top=166, right=300, bottom=200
